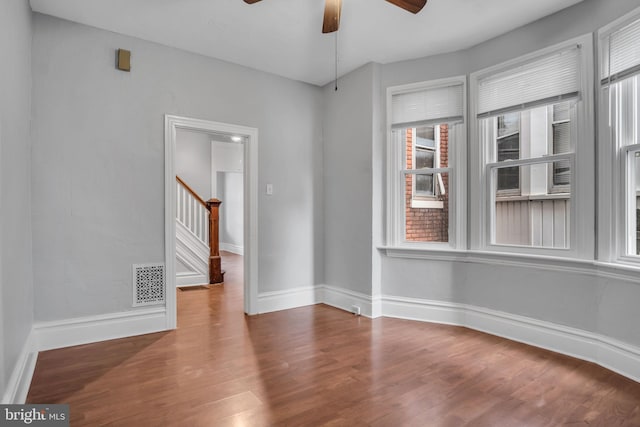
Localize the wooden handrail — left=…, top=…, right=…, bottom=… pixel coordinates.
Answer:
left=176, top=175, right=208, bottom=208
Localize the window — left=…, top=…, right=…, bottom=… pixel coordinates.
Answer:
left=486, top=103, right=574, bottom=248
left=492, top=104, right=573, bottom=198
left=608, top=75, right=640, bottom=258
left=471, top=35, right=594, bottom=257
left=626, top=148, right=640, bottom=255
left=496, top=113, right=520, bottom=194
left=601, top=11, right=640, bottom=261
left=388, top=77, right=466, bottom=247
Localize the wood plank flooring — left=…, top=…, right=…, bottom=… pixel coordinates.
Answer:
left=27, top=252, right=640, bottom=426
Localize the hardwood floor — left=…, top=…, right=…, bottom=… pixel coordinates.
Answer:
left=28, top=252, right=640, bottom=426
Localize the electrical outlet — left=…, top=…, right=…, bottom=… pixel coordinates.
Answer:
left=266, top=184, right=273, bottom=195
left=351, top=305, right=361, bottom=316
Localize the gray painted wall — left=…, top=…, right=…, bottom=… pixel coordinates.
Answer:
left=176, top=129, right=212, bottom=200
left=322, top=63, right=377, bottom=295
left=0, top=0, right=34, bottom=399
left=31, top=13, right=324, bottom=321
left=211, top=140, right=243, bottom=199
left=211, top=141, right=243, bottom=252
left=219, top=172, right=244, bottom=250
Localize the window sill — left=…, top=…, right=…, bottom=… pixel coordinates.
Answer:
left=379, top=246, right=640, bottom=284
left=411, top=199, right=444, bottom=209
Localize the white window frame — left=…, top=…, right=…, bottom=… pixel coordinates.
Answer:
left=470, top=34, right=595, bottom=259
left=623, top=145, right=640, bottom=257
left=386, top=76, right=467, bottom=250
left=412, top=126, right=439, bottom=199
left=598, top=7, right=640, bottom=265
left=548, top=104, right=573, bottom=194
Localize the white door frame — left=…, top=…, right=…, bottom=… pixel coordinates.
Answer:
left=164, top=115, right=259, bottom=329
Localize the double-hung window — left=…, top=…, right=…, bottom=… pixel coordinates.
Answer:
left=471, top=35, right=594, bottom=257
left=600, top=11, right=640, bottom=260
left=387, top=77, right=466, bottom=248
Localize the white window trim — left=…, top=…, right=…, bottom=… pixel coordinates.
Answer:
left=469, top=34, right=595, bottom=259
left=598, top=7, right=640, bottom=265
left=386, top=76, right=467, bottom=250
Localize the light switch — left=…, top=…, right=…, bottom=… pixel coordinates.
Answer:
left=266, top=184, right=273, bottom=195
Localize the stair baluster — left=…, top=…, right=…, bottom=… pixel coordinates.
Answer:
left=175, top=176, right=224, bottom=284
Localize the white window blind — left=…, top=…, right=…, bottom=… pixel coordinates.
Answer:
left=391, top=83, right=464, bottom=129
left=477, top=46, right=581, bottom=118
left=602, top=17, right=640, bottom=83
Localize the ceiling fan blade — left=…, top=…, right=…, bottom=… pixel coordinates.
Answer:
left=322, top=0, right=342, bottom=34
left=244, top=0, right=262, bottom=4
left=385, top=0, right=427, bottom=14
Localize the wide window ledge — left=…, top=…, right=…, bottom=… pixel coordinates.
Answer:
left=596, top=259, right=640, bottom=274
left=380, top=246, right=640, bottom=284
left=381, top=246, right=466, bottom=261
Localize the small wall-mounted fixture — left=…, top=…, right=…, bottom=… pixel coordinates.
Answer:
left=116, top=49, right=131, bottom=72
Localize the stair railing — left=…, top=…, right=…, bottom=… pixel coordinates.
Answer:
left=176, top=176, right=224, bottom=284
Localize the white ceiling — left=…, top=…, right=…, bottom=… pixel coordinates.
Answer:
left=29, top=0, right=584, bottom=87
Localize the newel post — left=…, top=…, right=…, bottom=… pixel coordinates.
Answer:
left=206, top=198, right=224, bottom=284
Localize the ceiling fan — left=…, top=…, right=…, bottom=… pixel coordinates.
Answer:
left=243, top=0, right=427, bottom=33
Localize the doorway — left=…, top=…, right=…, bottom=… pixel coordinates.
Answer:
left=164, top=115, right=259, bottom=329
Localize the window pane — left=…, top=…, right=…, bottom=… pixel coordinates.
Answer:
left=550, top=103, right=572, bottom=189
left=416, top=147, right=435, bottom=195
left=494, top=163, right=571, bottom=248
left=497, top=133, right=520, bottom=191
left=415, top=148, right=435, bottom=169
left=553, top=102, right=570, bottom=122
left=553, top=121, right=570, bottom=153
left=416, top=174, right=434, bottom=195
left=414, top=134, right=435, bottom=196
left=497, top=133, right=520, bottom=160
left=498, top=166, right=520, bottom=191
left=553, top=159, right=571, bottom=186
left=416, top=126, right=435, bottom=146
left=406, top=172, right=449, bottom=243
left=498, top=113, right=520, bottom=138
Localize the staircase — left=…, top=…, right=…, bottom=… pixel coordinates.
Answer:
left=175, top=176, right=224, bottom=286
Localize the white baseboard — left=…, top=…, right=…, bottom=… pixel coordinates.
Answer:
left=220, top=243, right=244, bottom=256
left=176, top=272, right=208, bottom=287
left=17, top=287, right=640, bottom=397
left=381, top=295, right=640, bottom=383
left=2, top=331, right=37, bottom=404
left=34, top=307, right=167, bottom=352
left=320, top=285, right=379, bottom=318
left=258, top=286, right=321, bottom=314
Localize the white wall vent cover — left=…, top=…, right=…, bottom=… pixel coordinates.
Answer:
left=132, top=263, right=165, bottom=307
